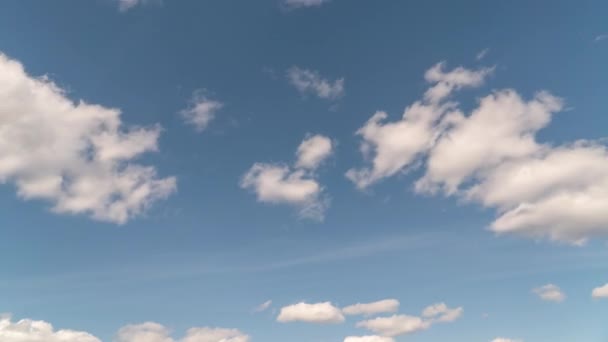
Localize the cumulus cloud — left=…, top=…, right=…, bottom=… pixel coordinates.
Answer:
left=350, top=60, right=608, bottom=244
left=0, top=315, right=101, bottom=342
left=180, top=91, right=223, bottom=132
left=287, top=67, right=344, bottom=100
left=277, top=302, right=345, bottom=324
left=0, top=53, right=175, bottom=224
left=343, top=336, right=395, bottom=342
left=241, top=135, right=332, bottom=220
left=342, top=299, right=400, bottom=316
left=354, top=303, right=462, bottom=338
left=592, top=283, right=608, bottom=299
left=116, top=322, right=250, bottom=342
left=283, top=0, right=332, bottom=9
left=533, top=284, right=566, bottom=302
left=346, top=62, right=492, bottom=189
left=421, top=302, right=463, bottom=322
left=296, top=135, right=333, bottom=169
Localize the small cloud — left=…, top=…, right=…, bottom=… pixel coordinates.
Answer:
left=342, top=299, right=400, bottom=316
left=117, top=0, right=160, bottom=12
left=277, top=302, right=345, bottom=324
left=595, top=34, right=608, bottom=42
left=533, top=284, right=566, bottom=303
left=592, top=283, right=608, bottom=299
left=283, top=0, right=332, bottom=10
left=476, top=48, right=490, bottom=61
left=255, top=300, right=273, bottom=312
left=287, top=67, right=345, bottom=100
left=180, top=90, right=223, bottom=132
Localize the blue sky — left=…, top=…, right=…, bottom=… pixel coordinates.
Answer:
left=0, top=0, right=608, bottom=341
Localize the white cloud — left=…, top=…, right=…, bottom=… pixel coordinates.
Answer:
left=592, top=283, right=608, bottom=299
left=491, top=338, right=522, bottom=342
left=343, top=336, right=395, bottom=342
left=283, top=0, right=332, bottom=9
left=241, top=135, right=332, bottom=220
left=116, top=322, right=250, bottom=342
left=277, top=302, right=345, bottom=324
left=342, top=299, right=400, bottom=316
left=254, top=300, right=273, bottom=312
left=346, top=62, right=492, bottom=189
left=421, top=303, right=463, bottom=322
left=0, top=53, right=176, bottom=224
left=0, top=315, right=101, bottom=342
left=180, top=91, right=223, bottom=132
left=533, top=284, right=566, bottom=302
left=118, top=0, right=159, bottom=12
left=355, top=315, right=430, bottom=337
left=287, top=67, right=344, bottom=100
left=296, top=135, right=333, bottom=169
left=476, top=48, right=490, bottom=61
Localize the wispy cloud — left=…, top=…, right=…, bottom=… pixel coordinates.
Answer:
left=595, top=34, right=608, bottom=42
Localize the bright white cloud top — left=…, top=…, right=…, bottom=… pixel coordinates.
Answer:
left=591, top=283, right=608, bottom=298
left=342, top=299, right=400, bottom=316
left=0, top=53, right=176, bottom=224
left=0, top=315, right=101, bottom=342
left=287, top=67, right=344, bottom=100
left=277, top=302, right=345, bottom=324
left=116, top=322, right=250, bottom=342
left=491, top=338, right=523, bottom=342
left=533, top=284, right=566, bottom=302
left=348, top=60, right=608, bottom=244
left=241, top=134, right=332, bottom=220
left=343, top=336, right=395, bottom=342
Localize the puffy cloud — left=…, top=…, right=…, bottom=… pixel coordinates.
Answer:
left=0, top=315, right=101, bottom=342
left=0, top=53, right=175, bottom=224
left=355, top=315, right=430, bottom=337
left=342, top=299, right=400, bottom=316
left=241, top=135, right=332, bottom=220
left=179, top=91, right=223, bottom=132
left=116, top=322, right=250, bottom=342
left=296, top=135, right=333, bottom=169
left=283, top=0, right=332, bottom=9
left=287, top=67, right=344, bottom=100
left=421, top=303, right=463, bottom=322
left=346, top=63, right=492, bottom=189
left=533, top=284, right=566, bottom=302
left=592, top=283, right=608, bottom=299
left=343, top=336, right=395, bottom=342
left=491, top=339, right=522, bottom=342
left=254, top=300, right=273, bottom=312
left=277, top=302, right=345, bottom=324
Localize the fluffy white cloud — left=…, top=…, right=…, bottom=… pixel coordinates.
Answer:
left=241, top=135, right=332, bottom=220
left=179, top=91, right=223, bottom=132
left=254, top=300, right=273, bottom=312
left=277, top=302, right=345, bottom=324
left=533, top=284, right=566, bottom=302
left=283, top=0, right=332, bottom=9
left=592, top=283, right=608, bottom=298
left=342, top=299, right=400, bottom=316
left=343, top=336, right=394, bottom=342
left=116, top=322, right=250, bottom=342
left=346, top=63, right=492, bottom=189
left=287, top=67, right=344, bottom=100
left=491, top=338, right=522, bottom=342
left=355, top=315, right=430, bottom=337
left=0, top=315, right=101, bottom=342
left=0, top=53, right=175, bottom=224
left=296, top=135, right=333, bottom=169
left=421, top=303, right=463, bottom=322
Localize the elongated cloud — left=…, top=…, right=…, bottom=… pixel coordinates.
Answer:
left=342, top=299, right=400, bottom=316
left=492, top=339, right=522, bottom=342
left=533, top=284, right=566, bottom=302
left=421, top=302, right=463, bottom=322
left=277, top=302, right=345, bottom=324
left=0, top=315, right=100, bottom=342
left=241, top=135, right=332, bottom=220
left=344, top=336, right=395, bottom=342
left=283, top=0, right=332, bottom=10
left=116, top=322, right=250, bottom=342
left=287, top=67, right=344, bottom=100
left=0, top=53, right=175, bottom=224
left=592, top=283, right=608, bottom=298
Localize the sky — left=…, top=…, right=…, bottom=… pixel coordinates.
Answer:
left=0, top=0, right=607, bottom=341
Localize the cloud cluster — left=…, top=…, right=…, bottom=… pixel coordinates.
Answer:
left=116, top=323, right=249, bottom=342
left=0, top=315, right=100, bottom=342
left=287, top=67, right=344, bottom=100
left=0, top=53, right=175, bottom=224
left=350, top=61, right=608, bottom=244
left=241, top=134, right=333, bottom=220
left=533, top=284, right=566, bottom=303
